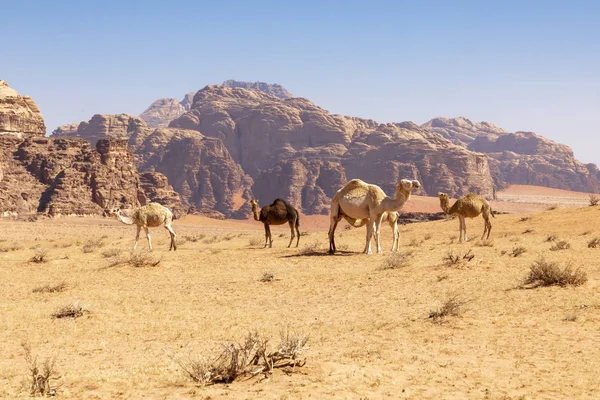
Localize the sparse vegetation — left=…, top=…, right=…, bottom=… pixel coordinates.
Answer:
left=29, top=248, right=49, bottom=264
left=519, top=216, right=532, bottom=222
left=408, top=238, right=423, bottom=247
left=550, top=240, right=571, bottom=251
left=522, top=228, right=534, bottom=234
left=429, top=294, right=467, bottom=323
left=301, top=239, right=321, bottom=254
left=547, top=204, right=558, bottom=211
left=184, top=234, right=206, bottom=243
left=588, top=237, right=600, bottom=248
left=381, top=251, right=413, bottom=270
left=523, top=257, right=587, bottom=288
left=589, top=194, right=600, bottom=206
left=248, top=236, right=263, bottom=246
left=101, top=248, right=122, bottom=258
left=203, top=235, right=221, bottom=244
left=476, top=239, right=494, bottom=247
left=563, top=314, right=577, bottom=322
left=546, top=234, right=558, bottom=242
left=259, top=272, right=275, bottom=282
left=509, top=246, right=527, bottom=257
left=0, top=243, right=24, bottom=252
left=128, top=250, right=162, bottom=268
left=22, top=341, right=58, bottom=397
left=52, top=301, right=87, bottom=319
left=82, top=238, right=104, bottom=253
left=443, top=250, right=474, bottom=266
left=168, top=329, right=309, bottom=385
left=32, top=282, right=68, bottom=294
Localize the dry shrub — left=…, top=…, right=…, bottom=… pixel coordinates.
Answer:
left=259, top=272, right=275, bottom=282
left=424, top=234, right=432, bottom=241
left=203, top=235, right=221, bottom=244
left=509, top=246, right=527, bottom=257
left=82, top=238, right=103, bottom=253
left=443, top=250, right=474, bottom=267
left=550, top=240, right=571, bottom=251
left=128, top=250, right=161, bottom=268
left=429, top=294, right=467, bottom=323
left=169, top=329, right=309, bottom=385
left=582, top=230, right=592, bottom=236
left=52, top=301, right=87, bottom=319
left=22, top=341, right=59, bottom=397
left=519, top=216, right=532, bottom=222
left=184, top=234, right=206, bottom=243
left=223, top=233, right=235, bottom=241
left=589, top=194, right=600, bottom=206
left=248, top=236, right=263, bottom=246
left=0, top=243, right=24, bottom=252
left=587, top=237, right=600, bottom=248
left=29, top=248, right=49, bottom=264
left=547, top=204, right=558, bottom=211
left=101, top=248, right=122, bottom=258
left=408, top=238, right=423, bottom=247
left=546, top=235, right=558, bottom=242
left=476, top=239, right=494, bottom=247
left=336, top=243, right=349, bottom=251
left=32, top=282, right=67, bottom=294
left=523, top=257, right=587, bottom=288
left=381, top=251, right=413, bottom=270
left=301, top=239, right=321, bottom=254
left=522, top=228, right=534, bottom=234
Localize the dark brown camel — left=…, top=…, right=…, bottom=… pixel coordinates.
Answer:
left=251, top=199, right=300, bottom=248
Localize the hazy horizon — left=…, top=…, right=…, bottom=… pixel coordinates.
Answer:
left=2, top=1, right=599, bottom=164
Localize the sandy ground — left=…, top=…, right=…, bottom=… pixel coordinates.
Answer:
left=2, top=187, right=600, bottom=399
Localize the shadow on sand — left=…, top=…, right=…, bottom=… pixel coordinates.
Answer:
left=281, top=250, right=361, bottom=258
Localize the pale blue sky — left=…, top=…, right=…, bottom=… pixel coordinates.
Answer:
left=2, top=1, right=599, bottom=163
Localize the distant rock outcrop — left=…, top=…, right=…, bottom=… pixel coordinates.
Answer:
left=222, top=80, right=293, bottom=99
left=138, top=93, right=195, bottom=128
left=424, top=117, right=600, bottom=192
left=0, top=80, right=46, bottom=137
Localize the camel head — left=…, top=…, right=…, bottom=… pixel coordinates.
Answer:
left=437, top=192, right=449, bottom=200
left=398, top=179, right=421, bottom=192
left=436, top=192, right=451, bottom=213
left=250, top=199, right=261, bottom=221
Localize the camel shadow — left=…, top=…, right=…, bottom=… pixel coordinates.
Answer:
left=281, top=250, right=360, bottom=258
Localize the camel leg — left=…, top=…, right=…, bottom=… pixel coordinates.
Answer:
left=144, top=226, right=152, bottom=250
left=287, top=219, right=295, bottom=248
left=263, top=223, right=269, bottom=248
left=462, top=216, right=468, bottom=242
left=134, top=225, right=141, bottom=249
left=328, top=219, right=339, bottom=254
left=295, top=220, right=300, bottom=248
left=166, top=225, right=177, bottom=251
left=458, top=217, right=464, bottom=243
left=364, top=220, right=375, bottom=255
left=391, top=220, right=399, bottom=252
left=266, top=224, right=273, bottom=248
left=374, top=214, right=384, bottom=254
left=486, top=217, right=492, bottom=240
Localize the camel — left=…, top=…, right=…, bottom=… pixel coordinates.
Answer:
left=328, top=178, right=421, bottom=255
left=251, top=198, right=300, bottom=248
left=105, top=202, right=177, bottom=251
left=342, top=211, right=401, bottom=252
left=437, top=192, right=494, bottom=243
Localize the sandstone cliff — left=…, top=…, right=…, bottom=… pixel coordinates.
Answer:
left=0, top=80, right=46, bottom=137
left=139, top=93, right=195, bottom=128
left=222, top=80, right=293, bottom=99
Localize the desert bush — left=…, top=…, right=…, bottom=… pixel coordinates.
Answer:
left=546, top=235, right=558, bottom=242
left=223, top=233, right=236, bottom=241
left=101, top=248, right=122, bottom=258
left=509, top=246, right=527, bottom=257
left=522, top=228, right=534, bottom=234
left=82, top=238, right=104, bottom=253
left=128, top=250, right=161, bottom=268
left=424, top=234, right=432, bottom=241
left=523, top=257, right=587, bottom=288
left=476, top=239, right=494, bottom=247
left=582, top=230, right=592, bottom=236
left=169, top=329, right=309, bottom=385
left=381, top=251, right=413, bottom=270
left=29, top=248, right=49, bottom=264
left=588, top=237, right=600, bottom=248
left=589, top=194, right=600, bottom=206
left=550, top=240, right=571, bottom=251
left=184, top=234, right=206, bottom=243
left=519, top=216, right=532, bottom=222
left=248, top=236, right=264, bottom=246
left=32, top=282, right=67, bottom=294
left=429, top=294, right=467, bottom=323
left=408, top=238, right=422, bottom=247
left=22, top=341, right=58, bottom=397
left=203, top=235, right=221, bottom=244
left=443, top=250, right=474, bottom=266
left=0, top=243, right=24, bottom=252
left=301, top=239, right=321, bottom=254
left=259, top=272, right=275, bottom=282
left=564, top=314, right=577, bottom=322
left=52, top=301, right=87, bottom=319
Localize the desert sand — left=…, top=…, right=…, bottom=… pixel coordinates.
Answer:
left=1, top=188, right=600, bottom=399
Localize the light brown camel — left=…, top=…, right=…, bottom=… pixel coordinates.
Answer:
left=105, top=202, right=177, bottom=251
left=437, top=192, right=494, bottom=243
left=251, top=198, right=300, bottom=248
left=328, top=179, right=421, bottom=255
left=341, top=211, right=401, bottom=252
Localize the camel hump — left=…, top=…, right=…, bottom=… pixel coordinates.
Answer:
left=343, top=179, right=369, bottom=191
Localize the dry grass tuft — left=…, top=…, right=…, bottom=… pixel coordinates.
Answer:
left=522, top=228, right=535, bottom=234
left=509, top=246, right=527, bottom=257
left=0, top=243, right=24, bottom=252
left=519, top=216, right=532, bottom=222
left=101, top=248, right=122, bottom=258
left=443, top=250, right=474, bottom=267
left=429, top=294, right=467, bottom=323
left=52, top=301, right=87, bottom=319
left=587, top=237, right=600, bottom=249
left=22, top=341, right=59, bottom=397
left=550, top=240, right=571, bottom=251
left=476, top=239, right=494, bottom=247
left=589, top=194, right=600, bottom=206
left=546, top=234, right=558, bottom=242
left=128, top=250, right=162, bottom=268
left=408, top=238, right=423, bottom=247
left=82, top=238, right=104, bottom=253
left=168, top=329, right=309, bottom=385
left=259, top=272, right=275, bottom=282
left=184, top=234, right=206, bottom=243
left=523, top=257, right=587, bottom=288
left=32, top=282, right=68, bottom=294
left=203, top=235, right=221, bottom=244
left=248, top=236, right=264, bottom=247
left=29, top=248, right=49, bottom=264
left=546, top=204, right=558, bottom=211
left=301, top=239, right=321, bottom=254
left=381, top=251, right=413, bottom=270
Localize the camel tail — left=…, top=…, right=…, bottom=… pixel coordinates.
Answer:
left=490, top=206, right=495, bottom=218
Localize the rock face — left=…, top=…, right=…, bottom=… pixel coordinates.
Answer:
left=424, top=117, right=600, bottom=192
left=222, top=80, right=293, bottom=99
left=139, top=93, right=195, bottom=128
left=0, top=80, right=46, bottom=137
left=53, top=114, right=147, bottom=147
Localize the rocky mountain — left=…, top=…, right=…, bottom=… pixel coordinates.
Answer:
left=0, top=80, right=46, bottom=137
left=222, top=80, right=293, bottom=99
left=424, top=117, right=600, bottom=192
left=139, top=93, right=195, bottom=128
